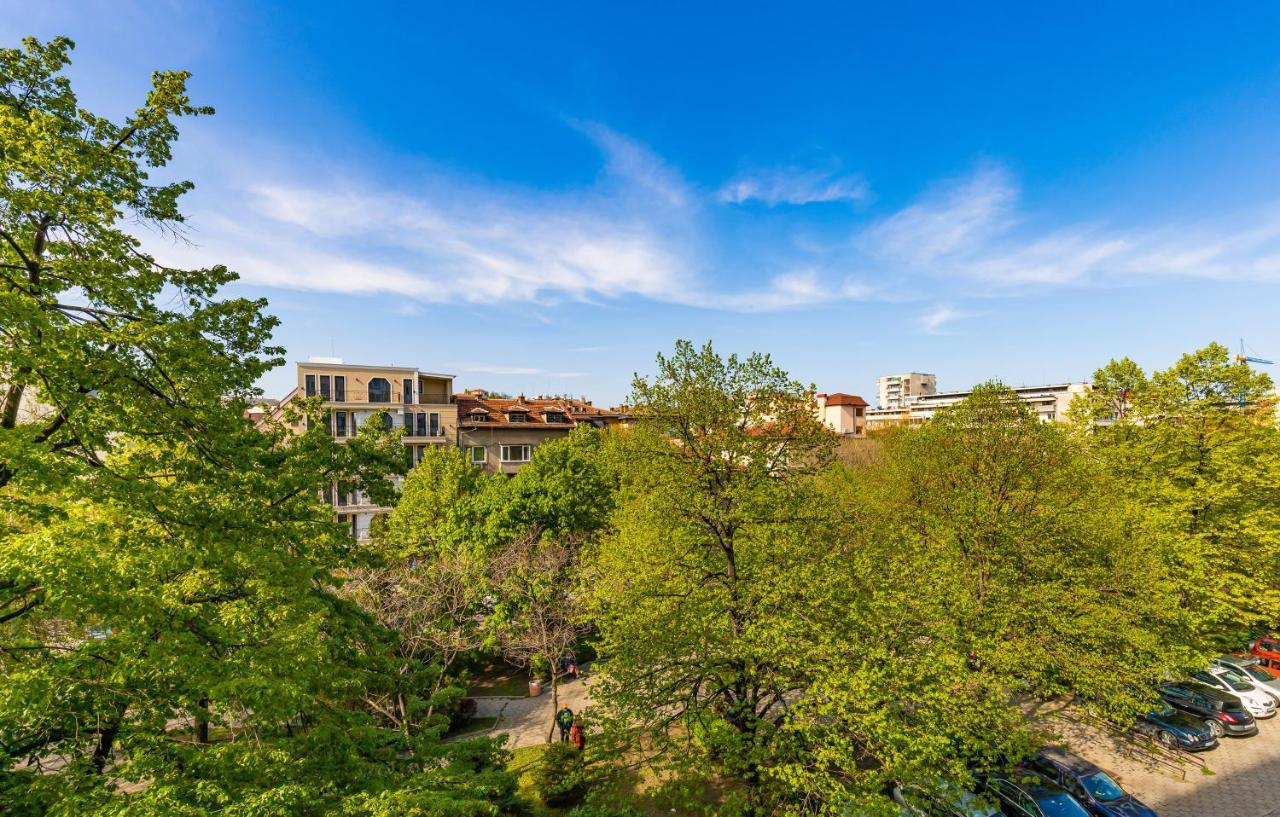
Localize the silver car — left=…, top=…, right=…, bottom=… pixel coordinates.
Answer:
left=1193, top=667, right=1277, bottom=718
left=1214, top=655, right=1280, bottom=705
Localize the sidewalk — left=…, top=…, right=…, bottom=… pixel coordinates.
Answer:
left=472, top=674, right=594, bottom=748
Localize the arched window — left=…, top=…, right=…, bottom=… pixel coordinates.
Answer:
left=368, top=377, right=390, bottom=402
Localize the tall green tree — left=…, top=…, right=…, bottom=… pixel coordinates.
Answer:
left=1075, top=343, right=1280, bottom=644
left=584, top=340, right=838, bottom=815
left=774, top=385, right=1190, bottom=814
left=0, top=36, right=515, bottom=815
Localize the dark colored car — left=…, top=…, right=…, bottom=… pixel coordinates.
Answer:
left=1157, top=681, right=1257, bottom=738
left=1026, top=749, right=1158, bottom=817
left=1133, top=705, right=1218, bottom=752
left=892, top=781, right=1001, bottom=817
left=984, top=773, right=1090, bottom=817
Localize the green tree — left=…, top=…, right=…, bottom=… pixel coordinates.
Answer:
left=0, top=36, right=514, bottom=815
left=1076, top=344, right=1280, bottom=643
left=780, top=385, right=1188, bottom=814
left=584, top=340, right=838, bottom=814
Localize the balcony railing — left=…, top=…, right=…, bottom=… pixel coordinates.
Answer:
left=303, top=386, right=453, bottom=405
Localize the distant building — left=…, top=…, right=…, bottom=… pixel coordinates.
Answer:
left=814, top=392, right=869, bottom=437
left=877, top=373, right=937, bottom=409
left=265, top=359, right=628, bottom=537
left=271, top=358, right=458, bottom=540
left=866, top=382, right=1088, bottom=430
left=455, top=390, right=620, bottom=475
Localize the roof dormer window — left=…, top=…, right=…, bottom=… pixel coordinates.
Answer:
left=508, top=411, right=528, bottom=423
left=544, top=412, right=567, bottom=424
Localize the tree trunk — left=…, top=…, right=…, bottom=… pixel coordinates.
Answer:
left=195, top=697, right=210, bottom=744
left=546, top=670, right=561, bottom=744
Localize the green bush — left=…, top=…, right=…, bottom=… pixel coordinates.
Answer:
left=531, top=742, right=589, bottom=807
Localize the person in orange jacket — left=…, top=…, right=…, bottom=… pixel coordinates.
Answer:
left=569, top=714, right=585, bottom=751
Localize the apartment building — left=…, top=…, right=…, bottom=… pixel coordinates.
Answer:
left=877, top=372, right=937, bottom=409
left=273, top=358, right=458, bottom=540
left=455, top=391, right=619, bottom=475
left=865, top=382, right=1087, bottom=430
left=814, top=392, right=869, bottom=437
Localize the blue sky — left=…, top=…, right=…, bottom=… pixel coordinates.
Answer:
left=8, top=2, right=1280, bottom=405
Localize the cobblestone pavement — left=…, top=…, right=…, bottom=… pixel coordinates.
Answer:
left=472, top=673, right=594, bottom=749
left=1049, top=711, right=1280, bottom=817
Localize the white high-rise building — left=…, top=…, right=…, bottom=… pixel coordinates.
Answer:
left=876, top=373, right=937, bottom=409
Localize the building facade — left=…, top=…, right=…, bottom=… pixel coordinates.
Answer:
left=455, top=391, right=619, bottom=475
left=865, top=382, right=1087, bottom=430
left=814, top=392, right=869, bottom=437
left=876, top=372, right=937, bottom=409
left=273, top=358, right=458, bottom=540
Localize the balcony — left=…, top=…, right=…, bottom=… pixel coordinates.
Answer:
left=305, top=386, right=452, bottom=406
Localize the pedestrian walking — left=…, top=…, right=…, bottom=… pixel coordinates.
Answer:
left=569, top=715, right=586, bottom=751
left=556, top=704, right=574, bottom=742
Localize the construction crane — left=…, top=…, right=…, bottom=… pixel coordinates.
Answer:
left=1234, top=339, right=1273, bottom=407
left=1235, top=339, right=1274, bottom=366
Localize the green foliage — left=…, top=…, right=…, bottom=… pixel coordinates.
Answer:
left=0, top=35, right=514, bottom=815
left=585, top=340, right=838, bottom=814
left=489, top=427, right=617, bottom=542
left=530, top=742, right=589, bottom=807
left=380, top=444, right=499, bottom=557
left=1074, top=343, right=1280, bottom=642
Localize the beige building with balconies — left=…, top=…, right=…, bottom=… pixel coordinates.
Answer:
left=273, top=357, right=457, bottom=540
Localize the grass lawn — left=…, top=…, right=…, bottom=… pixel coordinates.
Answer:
left=507, top=742, right=717, bottom=817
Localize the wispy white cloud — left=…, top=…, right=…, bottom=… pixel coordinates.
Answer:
left=851, top=164, right=1280, bottom=293
left=856, top=165, right=1017, bottom=266
left=452, top=362, right=588, bottom=378
left=718, top=167, right=870, bottom=206
left=918, top=304, right=977, bottom=335
left=151, top=126, right=1280, bottom=326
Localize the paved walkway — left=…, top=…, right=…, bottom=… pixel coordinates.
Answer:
left=472, top=674, right=594, bottom=748
left=1049, top=710, right=1280, bottom=817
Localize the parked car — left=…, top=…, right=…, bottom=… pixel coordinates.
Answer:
left=983, top=773, right=1090, bottom=817
left=1249, top=636, right=1280, bottom=676
left=1133, top=705, right=1218, bottom=752
left=1157, top=681, right=1257, bottom=738
left=1192, top=667, right=1277, bottom=718
left=1214, top=655, right=1280, bottom=704
left=1025, top=748, right=1158, bottom=817
left=893, top=781, right=1001, bottom=817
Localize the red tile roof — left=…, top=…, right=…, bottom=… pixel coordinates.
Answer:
left=821, top=392, right=869, bottom=408
left=454, top=394, right=619, bottom=428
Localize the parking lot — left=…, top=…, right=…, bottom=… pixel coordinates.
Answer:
left=1051, top=709, right=1280, bottom=817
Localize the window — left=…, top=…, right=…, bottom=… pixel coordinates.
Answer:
left=544, top=412, right=567, bottom=424
left=324, top=411, right=333, bottom=436
left=508, top=411, right=528, bottom=423
left=335, top=411, right=347, bottom=437
left=305, top=374, right=316, bottom=397
left=429, top=412, right=440, bottom=436
left=469, top=412, right=490, bottom=422
left=368, top=377, right=391, bottom=402
left=334, top=375, right=346, bottom=401
left=319, top=375, right=331, bottom=400
left=380, top=412, right=393, bottom=431
left=416, top=412, right=427, bottom=437
left=469, top=446, right=486, bottom=465
left=403, top=378, right=413, bottom=404
left=500, top=444, right=532, bottom=463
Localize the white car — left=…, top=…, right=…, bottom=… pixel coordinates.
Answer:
left=1214, top=655, right=1280, bottom=706
left=1193, top=667, right=1277, bottom=718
